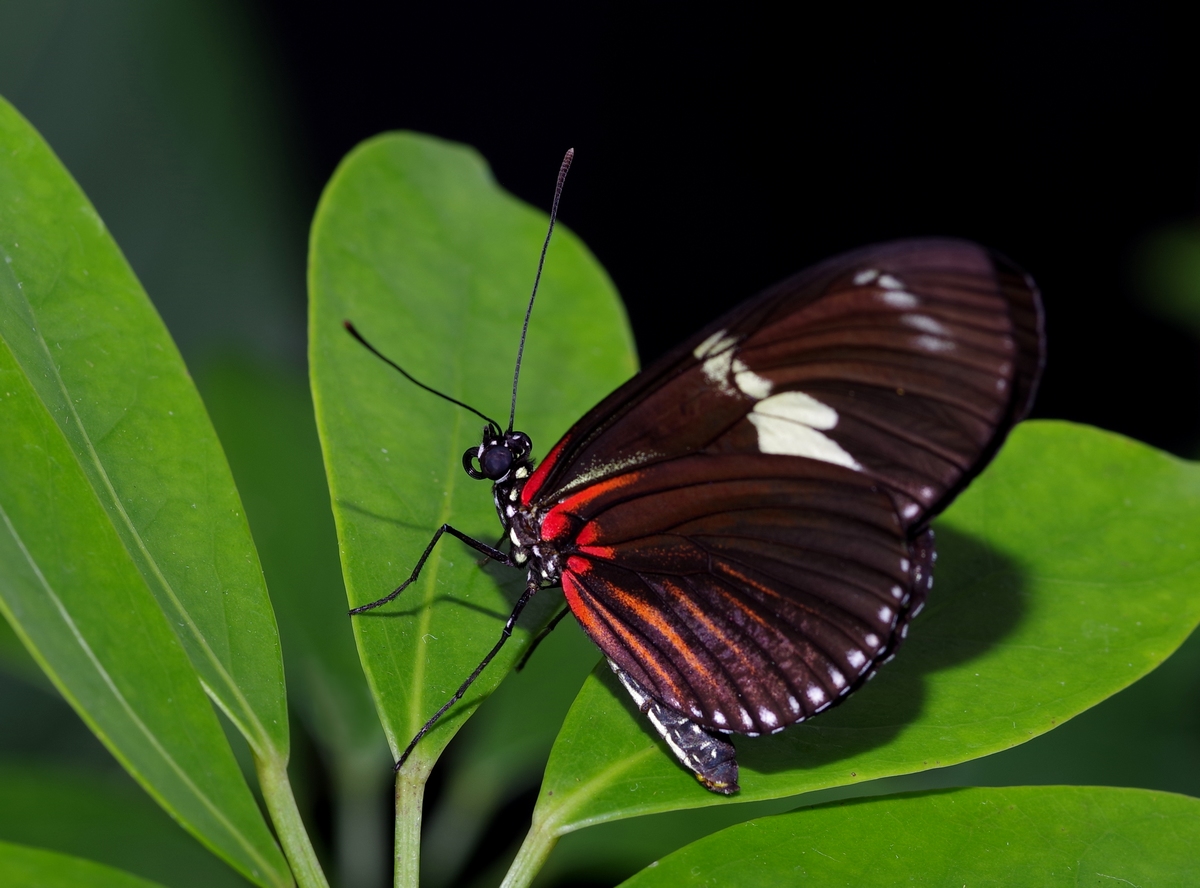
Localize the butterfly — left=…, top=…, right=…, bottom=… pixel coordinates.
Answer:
left=346, top=150, right=1046, bottom=794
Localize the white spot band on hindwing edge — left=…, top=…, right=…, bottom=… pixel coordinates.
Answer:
left=748, top=391, right=862, bottom=470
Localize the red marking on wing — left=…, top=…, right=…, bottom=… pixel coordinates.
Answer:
left=540, top=509, right=573, bottom=544
left=521, top=436, right=569, bottom=507
left=561, top=570, right=601, bottom=636
left=540, top=472, right=639, bottom=544
left=576, top=545, right=617, bottom=559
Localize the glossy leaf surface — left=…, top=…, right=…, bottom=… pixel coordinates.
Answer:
left=0, top=762, right=249, bottom=888
left=0, top=97, right=287, bottom=752
left=0, top=97, right=288, bottom=884
left=618, top=785, right=1200, bottom=886
left=308, top=132, right=636, bottom=772
left=0, top=841, right=167, bottom=888
left=525, top=421, right=1200, bottom=835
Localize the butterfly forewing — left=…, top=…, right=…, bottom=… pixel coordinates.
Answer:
left=525, top=238, right=1042, bottom=739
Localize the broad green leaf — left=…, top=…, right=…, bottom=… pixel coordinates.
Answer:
left=0, top=841, right=167, bottom=888
left=617, top=785, right=1200, bottom=886
left=511, top=421, right=1200, bottom=868
left=0, top=98, right=290, bottom=883
left=537, top=626, right=1200, bottom=886
left=0, top=93, right=287, bottom=760
left=0, top=762, right=249, bottom=888
left=308, top=132, right=635, bottom=778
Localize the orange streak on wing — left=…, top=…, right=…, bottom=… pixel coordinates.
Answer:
left=667, top=583, right=757, bottom=677
left=605, top=584, right=713, bottom=688
left=562, top=562, right=690, bottom=705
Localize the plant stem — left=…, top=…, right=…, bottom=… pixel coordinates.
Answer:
left=499, top=815, right=559, bottom=888
left=257, top=754, right=330, bottom=888
left=395, top=769, right=426, bottom=888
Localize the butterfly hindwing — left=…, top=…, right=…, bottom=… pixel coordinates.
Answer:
left=555, top=453, right=934, bottom=735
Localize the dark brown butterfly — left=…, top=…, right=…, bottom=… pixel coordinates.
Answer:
left=347, top=152, right=1046, bottom=794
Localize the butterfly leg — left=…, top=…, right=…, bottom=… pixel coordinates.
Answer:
left=348, top=524, right=512, bottom=615
left=394, top=578, right=540, bottom=771
left=514, top=604, right=572, bottom=672
left=477, top=530, right=508, bottom=567
left=607, top=660, right=740, bottom=795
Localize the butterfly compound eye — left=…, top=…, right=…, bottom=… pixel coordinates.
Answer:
left=480, top=445, right=514, bottom=479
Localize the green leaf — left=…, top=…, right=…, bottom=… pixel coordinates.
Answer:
left=536, top=625, right=1200, bottom=886
left=0, top=97, right=291, bottom=883
left=617, top=785, right=1200, bottom=886
left=198, top=355, right=388, bottom=772
left=0, top=608, right=44, bottom=687
left=421, top=618, right=600, bottom=887
left=308, top=131, right=636, bottom=777
left=511, top=421, right=1200, bottom=868
left=0, top=841, right=168, bottom=888
left=0, top=762, right=250, bottom=888
left=0, top=91, right=287, bottom=760
left=197, top=354, right=391, bottom=884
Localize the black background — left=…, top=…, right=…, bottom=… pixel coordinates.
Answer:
left=258, top=1, right=1200, bottom=455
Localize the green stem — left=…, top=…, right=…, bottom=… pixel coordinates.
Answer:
left=499, top=815, right=559, bottom=888
left=395, top=769, right=426, bottom=888
left=257, top=754, right=330, bottom=888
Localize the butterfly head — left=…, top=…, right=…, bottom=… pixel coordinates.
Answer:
left=463, top=425, right=534, bottom=483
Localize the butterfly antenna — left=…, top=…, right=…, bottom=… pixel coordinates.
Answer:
left=508, top=148, right=574, bottom=433
left=343, top=321, right=501, bottom=431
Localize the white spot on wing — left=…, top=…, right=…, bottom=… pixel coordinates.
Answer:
left=758, top=707, right=778, bottom=728
left=854, top=268, right=879, bottom=285
left=915, top=334, right=955, bottom=352
left=847, top=649, right=867, bottom=669
left=878, top=274, right=903, bottom=289
left=713, top=710, right=727, bottom=726
left=878, top=605, right=894, bottom=623
left=865, top=633, right=880, bottom=648
left=829, top=668, right=846, bottom=689
left=902, top=502, right=920, bottom=520
left=902, top=314, right=949, bottom=335
left=882, top=290, right=919, bottom=309
left=748, top=391, right=862, bottom=470
left=806, top=686, right=827, bottom=707
left=739, top=707, right=754, bottom=729
left=693, top=330, right=740, bottom=395
left=787, top=695, right=801, bottom=714
left=694, top=329, right=735, bottom=359
left=731, top=358, right=773, bottom=399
